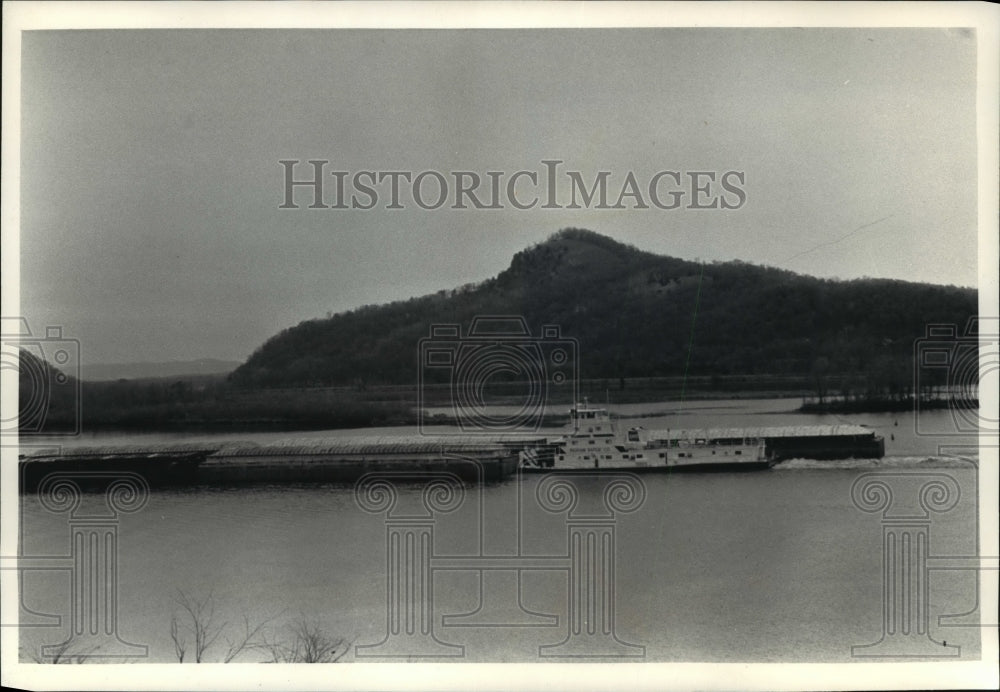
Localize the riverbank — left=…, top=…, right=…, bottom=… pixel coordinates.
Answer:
left=32, top=374, right=871, bottom=435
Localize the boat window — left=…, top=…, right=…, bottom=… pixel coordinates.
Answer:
left=735, top=450, right=742, bottom=455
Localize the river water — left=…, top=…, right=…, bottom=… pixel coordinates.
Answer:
left=17, top=399, right=985, bottom=662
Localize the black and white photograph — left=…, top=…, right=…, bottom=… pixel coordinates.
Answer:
left=2, top=2, right=997, bottom=690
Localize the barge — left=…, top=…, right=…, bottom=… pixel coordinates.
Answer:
left=18, top=442, right=216, bottom=491
left=196, top=436, right=523, bottom=484
left=18, top=437, right=531, bottom=491
left=17, top=413, right=884, bottom=490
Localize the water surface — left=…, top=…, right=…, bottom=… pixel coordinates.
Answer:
left=17, top=400, right=983, bottom=662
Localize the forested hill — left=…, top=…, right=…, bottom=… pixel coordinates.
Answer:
left=230, top=228, right=976, bottom=389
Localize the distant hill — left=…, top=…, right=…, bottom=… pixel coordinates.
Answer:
left=230, top=228, right=976, bottom=389
left=16, top=348, right=80, bottom=433
left=80, top=358, right=241, bottom=381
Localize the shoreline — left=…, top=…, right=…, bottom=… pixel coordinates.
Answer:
left=33, top=370, right=959, bottom=435
left=30, top=388, right=950, bottom=436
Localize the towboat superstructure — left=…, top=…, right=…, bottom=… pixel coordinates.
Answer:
left=521, top=401, right=771, bottom=471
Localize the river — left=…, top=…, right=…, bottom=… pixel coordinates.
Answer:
left=16, top=398, right=984, bottom=662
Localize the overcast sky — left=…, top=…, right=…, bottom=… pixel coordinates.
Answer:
left=18, top=28, right=979, bottom=365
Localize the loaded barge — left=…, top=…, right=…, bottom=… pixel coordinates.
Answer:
left=195, top=436, right=526, bottom=484
left=18, top=436, right=533, bottom=491
left=18, top=407, right=884, bottom=489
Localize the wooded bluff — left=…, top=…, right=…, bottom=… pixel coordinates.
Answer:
left=231, top=229, right=976, bottom=392
left=18, top=229, right=978, bottom=432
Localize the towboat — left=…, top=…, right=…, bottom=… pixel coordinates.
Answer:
left=520, top=401, right=772, bottom=472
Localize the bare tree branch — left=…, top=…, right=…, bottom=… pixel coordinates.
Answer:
left=223, top=611, right=278, bottom=663
left=35, top=639, right=101, bottom=664
left=171, top=588, right=227, bottom=663
left=169, top=613, right=186, bottom=662
left=167, top=589, right=348, bottom=663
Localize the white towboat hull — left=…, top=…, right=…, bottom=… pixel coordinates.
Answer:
left=519, top=401, right=773, bottom=473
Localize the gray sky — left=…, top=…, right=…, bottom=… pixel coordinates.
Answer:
left=19, top=28, right=978, bottom=364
